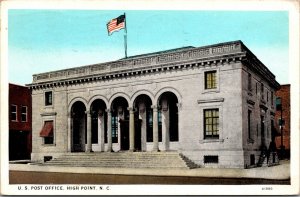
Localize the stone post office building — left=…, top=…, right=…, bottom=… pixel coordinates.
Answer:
left=28, top=40, right=280, bottom=168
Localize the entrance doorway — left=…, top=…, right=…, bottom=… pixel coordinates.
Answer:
left=134, top=119, right=142, bottom=151
left=119, top=119, right=142, bottom=151
left=120, top=120, right=129, bottom=150
left=71, top=101, right=86, bottom=152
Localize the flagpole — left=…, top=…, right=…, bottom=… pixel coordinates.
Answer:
left=124, top=13, right=127, bottom=58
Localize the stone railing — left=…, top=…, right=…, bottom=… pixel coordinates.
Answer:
left=32, top=41, right=242, bottom=83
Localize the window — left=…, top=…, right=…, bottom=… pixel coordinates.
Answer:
left=21, top=106, right=27, bottom=122
left=204, top=155, right=218, bottom=164
left=91, top=115, right=98, bottom=144
left=111, top=116, right=118, bottom=143
left=205, top=71, right=217, bottom=89
left=11, top=105, right=17, bottom=121
left=261, top=83, right=264, bottom=100
left=267, top=91, right=269, bottom=102
left=40, top=121, right=54, bottom=145
left=248, top=73, right=252, bottom=91
left=248, top=110, right=252, bottom=139
left=271, top=92, right=274, bottom=106
left=204, top=109, right=219, bottom=139
left=278, top=118, right=285, bottom=127
left=45, top=91, right=53, bottom=106
left=146, top=109, right=153, bottom=142
left=44, top=136, right=54, bottom=144
left=276, top=97, right=282, bottom=111
left=256, top=83, right=258, bottom=95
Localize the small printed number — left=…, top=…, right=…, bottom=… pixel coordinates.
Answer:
left=262, top=187, right=273, bottom=190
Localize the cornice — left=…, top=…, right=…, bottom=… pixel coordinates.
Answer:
left=27, top=40, right=280, bottom=90
left=27, top=53, right=245, bottom=90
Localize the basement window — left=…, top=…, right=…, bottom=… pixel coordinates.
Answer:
left=204, top=155, right=218, bottom=164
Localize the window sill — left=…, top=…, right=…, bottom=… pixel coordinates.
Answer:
left=203, top=89, right=220, bottom=94
left=44, top=105, right=54, bottom=109
left=200, top=139, right=224, bottom=144
left=42, top=144, right=56, bottom=147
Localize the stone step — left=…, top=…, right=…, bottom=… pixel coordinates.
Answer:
left=41, top=152, right=198, bottom=169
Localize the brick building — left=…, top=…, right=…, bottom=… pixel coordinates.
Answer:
left=275, top=84, right=290, bottom=158
left=9, top=83, right=32, bottom=160
left=28, top=40, right=280, bottom=168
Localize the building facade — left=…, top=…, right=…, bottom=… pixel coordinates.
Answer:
left=28, top=41, right=280, bottom=168
left=9, top=83, right=32, bottom=160
left=275, top=84, right=290, bottom=158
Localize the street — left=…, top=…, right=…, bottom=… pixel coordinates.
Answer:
left=10, top=170, right=290, bottom=185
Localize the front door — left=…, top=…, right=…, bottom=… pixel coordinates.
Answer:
left=134, top=120, right=142, bottom=151
left=120, top=120, right=129, bottom=150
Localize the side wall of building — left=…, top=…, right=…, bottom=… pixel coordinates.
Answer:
left=9, top=84, right=32, bottom=160
left=241, top=66, right=276, bottom=167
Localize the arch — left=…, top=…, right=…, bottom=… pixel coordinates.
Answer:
left=108, top=92, right=131, bottom=109
left=68, top=97, right=88, bottom=113
left=131, top=90, right=155, bottom=106
left=70, top=100, right=87, bottom=152
left=156, top=88, right=180, bottom=147
left=89, top=98, right=108, bottom=148
left=154, top=87, right=182, bottom=106
left=88, top=95, right=109, bottom=110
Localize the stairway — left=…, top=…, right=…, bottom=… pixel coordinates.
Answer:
left=38, top=152, right=198, bottom=169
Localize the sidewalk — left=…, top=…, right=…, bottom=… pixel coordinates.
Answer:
left=9, top=160, right=290, bottom=180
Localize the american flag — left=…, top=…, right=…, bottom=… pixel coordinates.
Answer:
left=107, top=14, right=126, bottom=35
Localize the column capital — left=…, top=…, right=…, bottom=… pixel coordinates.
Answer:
left=151, top=105, right=158, bottom=111
left=127, top=107, right=136, bottom=112
left=105, top=108, right=111, bottom=113
left=85, top=110, right=91, bottom=116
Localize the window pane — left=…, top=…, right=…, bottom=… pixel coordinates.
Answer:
left=11, top=105, right=16, bottom=112
left=21, top=114, right=27, bottom=122
left=21, top=106, right=27, bottom=113
left=204, top=109, right=219, bottom=139
left=11, top=105, right=17, bottom=121
left=45, top=91, right=53, bottom=106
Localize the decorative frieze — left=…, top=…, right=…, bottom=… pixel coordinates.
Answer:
left=31, top=41, right=242, bottom=83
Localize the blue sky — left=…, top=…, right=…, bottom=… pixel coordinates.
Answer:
left=8, top=10, right=289, bottom=85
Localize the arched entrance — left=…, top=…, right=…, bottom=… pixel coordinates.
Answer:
left=71, top=101, right=86, bottom=152
left=158, top=92, right=179, bottom=150
left=111, top=97, right=129, bottom=151
left=133, top=94, right=153, bottom=151
left=90, top=99, right=107, bottom=152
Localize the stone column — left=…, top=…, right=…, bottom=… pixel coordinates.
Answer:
left=86, top=111, right=92, bottom=153
left=98, top=110, right=105, bottom=152
left=67, top=112, right=72, bottom=152
left=162, top=107, right=169, bottom=151
left=177, top=103, right=182, bottom=145
left=129, top=107, right=135, bottom=151
left=106, top=109, right=112, bottom=152
left=139, top=103, right=147, bottom=151
left=152, top=105, right=159, bottom=151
